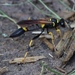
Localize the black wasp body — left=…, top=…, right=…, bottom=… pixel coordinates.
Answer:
left=44, top=18, right=65, bottom=28
left=10, top=18, right=65, bottom=38
left=10, top=18, right=66, bottom=53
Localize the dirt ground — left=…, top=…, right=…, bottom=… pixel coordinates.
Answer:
left=0, top=0, right=75, bottom=75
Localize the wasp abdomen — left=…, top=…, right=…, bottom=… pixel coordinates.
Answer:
left=10, top=28, right=25, bottom=38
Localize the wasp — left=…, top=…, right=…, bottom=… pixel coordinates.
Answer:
left=10, top=18, right=66, bottom=57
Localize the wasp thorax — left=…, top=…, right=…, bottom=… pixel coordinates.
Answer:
left=50, top=18, right=57, bottom=23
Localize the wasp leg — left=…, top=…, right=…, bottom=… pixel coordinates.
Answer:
left=22, top=52, right=28, bottom=62
left=46, top=27, right=49, bottom=34
left=23, top=28, right=45, bottom=62
left=48, top=32, right=55, bottom=45
left=56, top=28, right=62, bottom=38
left=28, top=28, right=44, bottom=51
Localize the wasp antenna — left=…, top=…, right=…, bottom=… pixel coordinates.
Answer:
left=10, top=28, right=25, bottom=38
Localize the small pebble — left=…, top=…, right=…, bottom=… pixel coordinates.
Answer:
left=2, top=33, right=8, bottom=37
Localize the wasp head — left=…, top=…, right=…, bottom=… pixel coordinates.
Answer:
left=59, top=18, right=65, bottom=27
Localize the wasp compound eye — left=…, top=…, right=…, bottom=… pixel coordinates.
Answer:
left=10, top=28, right=25, bottom=38
left=59, top=19, right=65, bottom=27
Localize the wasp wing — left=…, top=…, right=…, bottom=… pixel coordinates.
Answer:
left=17, top=19, right=52, bottom=27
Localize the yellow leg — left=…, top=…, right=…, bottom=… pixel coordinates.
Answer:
left=29, top=40, right=33, bottom=47
left=22, top=40, right=33, bottom=62
left=22, top=52, right=28, bottom=62
left=56, top=29, right=62, bottom=37
left=24, top=52, right=28, bottom=58
left=48, top=32, right=54, bottom=45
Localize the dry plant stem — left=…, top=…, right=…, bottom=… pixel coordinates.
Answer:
left=55, top=31, right=73, bottom=57
left=40, top=38, right=54, bottom=51
left=63, top=30, right=75, bottom=64
left=60, top=29, right=75, bottom=68
left=9, top=56, right=46, bottom=64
